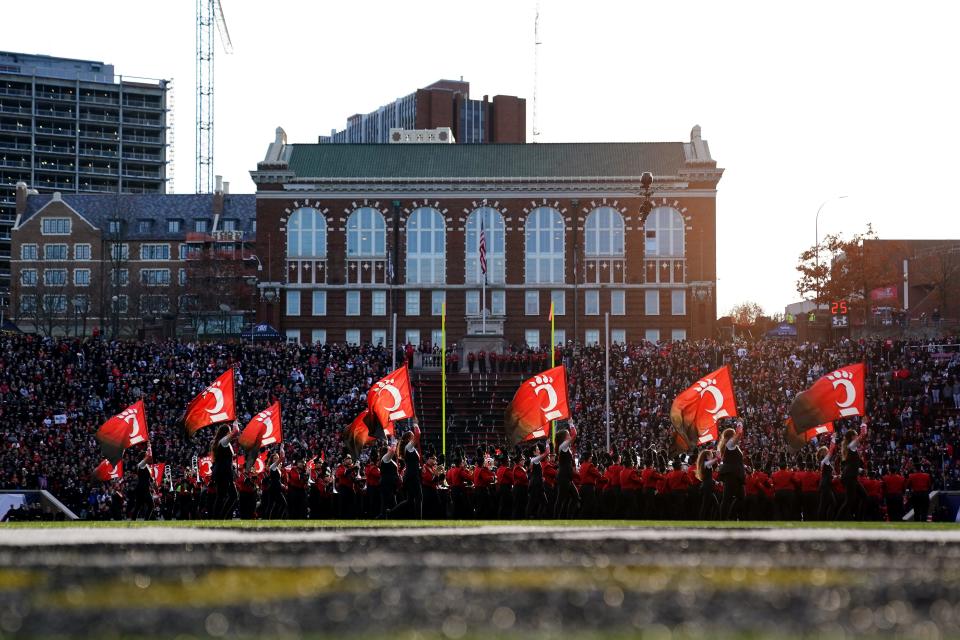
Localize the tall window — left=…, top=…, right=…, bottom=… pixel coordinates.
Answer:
left=287, top=207, right=327, bottom=258
left=524, top=207, right=564, bottom=283
left=286, top=290, right=301, bottom=316
left=645, top=207, right=685, bottom=257
left=585, top=207, right=625, bottom=256
left=372, top=291, right=386, bottom=316
left=465, top=207, right=505, bottom=284
left=346, top=290, right=360, bottom=316
left=346, top=207, right=386, bottom=257
left=406, top=207, right=445, bottom=284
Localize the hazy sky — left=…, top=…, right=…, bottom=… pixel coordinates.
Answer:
left=7, top=0, right=959, bottom=316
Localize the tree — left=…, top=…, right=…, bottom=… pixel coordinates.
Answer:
left=728, top=301, right=765, bottom=327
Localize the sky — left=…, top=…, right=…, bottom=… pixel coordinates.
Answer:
left=7, top=0, right=960, bottom=317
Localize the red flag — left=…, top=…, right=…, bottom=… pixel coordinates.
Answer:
left=96, top=400, right=149, bottom=464
left=238, top=401, right=282, bottom=454
left=803, top=421, right=835, bottom=442
left=342, top=410, right=379, bottom=458
left=787, top=363, right=865, bottom=449
left=94, top=459, right=123, bottom=482
left=198, top=455, right=213, bottom=482
left=669, top=366, right=737, bottom=451
left=237, top=451, right=268, bottom=476
left=184, top=369, right=236, bottom=437
left=504, top=365, right=570, bottom=445
left=367, top=365, right=414, bottom=437
left=149, top=463, right=166, bottom=486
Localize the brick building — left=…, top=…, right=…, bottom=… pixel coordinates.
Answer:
left=251, top=126, right=722, bottom=348
left=319, top=79, right=525, bottom=144
left=10, top=183, right=255, bottom=337
left=0, top=51, right=170, bottom=306
left=863, top=239, right=960, bottom=323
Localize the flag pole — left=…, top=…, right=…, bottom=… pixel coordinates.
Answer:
left=441, top=300, right=447, bottom=461
left=605, top=311, right=610, bottom=452
left=480, top=218, right=486, bottom=335
left=391, top=312, right=397, bottom=370
left=550, top=300, right=556, bottom=448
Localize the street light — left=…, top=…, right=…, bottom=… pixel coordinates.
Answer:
left=814, top=195, right=848, bottom=307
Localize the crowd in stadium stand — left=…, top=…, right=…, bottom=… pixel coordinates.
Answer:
left=0, top=333, right=957, bottom=521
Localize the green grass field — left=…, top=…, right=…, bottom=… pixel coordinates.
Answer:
left=2, top=519, right=956, bottom=529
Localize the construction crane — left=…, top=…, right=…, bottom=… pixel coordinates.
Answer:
left=196, top=0, right=233, bottom=194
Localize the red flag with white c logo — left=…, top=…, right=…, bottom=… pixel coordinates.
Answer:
left=198, top=455, right=213, bottom=482
left=669, top=366, right=738, bottom=451
left=787, top=363, right=864, bottom=449
left=184, top=369, right=236, bottom=437
left=504, top=365, right=570, bottom=445
left=94, top=459, right=123, bottom=482
left=238, top=401, right=282, bottom=462
left=367, top=365, right=414, bottom=435
left=96, top=400, right=149, bottom=464
left=149, top=463, right=166, bottom=486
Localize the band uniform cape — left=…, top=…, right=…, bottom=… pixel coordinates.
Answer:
left=95, top=400, right=149, bottom=464
left=366, top=365, right=413, bottom=440
left=504, top=365, right=570, bottom=445
left=786, top=363, right=865, bottom=451
left=183, top=369, right=236, bottom=437
left=342, top=409, right=381, bottom=458
left=669, top=366, right=737, bottom=453
left=238, top=401, right=282, bottom=470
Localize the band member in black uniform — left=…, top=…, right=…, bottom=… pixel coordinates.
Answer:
left=526, top=442, right=549, bottom=518
left=211, top=422, right=240, bottom=519
left=132, top=445, right=154, bottom=520
left=378, top=443, right=399, bottom=518
left=836, top=422, right=869, bottom=521
left=695, top=448, right=719, bottom=520
left=553, top=424, right=578, bottom=518
left=718, top=422, right=745, bottom=521
left=266, top=451, right=287, bottom=519
left=389, top=420, right=422, bottom=519
left=817, top=440, right=837, bottom=520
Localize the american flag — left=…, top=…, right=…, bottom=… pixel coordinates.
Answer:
left=478, top=220, right=487, bottom=280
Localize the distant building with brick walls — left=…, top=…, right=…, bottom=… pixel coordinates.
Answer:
left=318, top=79, right=525, bottom=144
left=251, top=125, right=722, bottom=349
left=10, top=183, right=255, bottom=338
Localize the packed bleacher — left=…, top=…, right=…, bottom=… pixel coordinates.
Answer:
left=0, top=333, right=957, bottom=521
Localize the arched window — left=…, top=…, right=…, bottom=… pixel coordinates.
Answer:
left=465, top=207, right=505, bottom=284
left=346, top=207, right=386, bottom=258
left=644, top=206, right=684, bottom=257
left=585, top=207, right=625, bottom=257
left=287, top=207, right=327, bottom=258
left=524, top=207, right=565, bottom=284
left=406, top=207, right=445, bottom=284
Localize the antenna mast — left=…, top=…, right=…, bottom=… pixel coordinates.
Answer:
left=195, top=0, right=233, bottom=194
left=532, top=1, right=541, bottom=141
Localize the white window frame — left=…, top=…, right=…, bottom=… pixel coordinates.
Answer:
left=140, top=244, right=171, bottom=261
left=311, top=329, right=327, bottom=345
left=431, top=290, right=445, bottom=316
left=73, top=243, right=91, bottom=261
left=194, top=219, right=208, bottom=233
left=43, top=294, right=67, bottom=313
left=286, top=290, right=301, bottom=316
left=43, top=269, right=67, bottom=286
left=371, top=329, right=387, bottom=347
left=345, top=329, right=361, bottom=346
left=525, top=290, right=540, bottom=316
left=372, top=290, right=387, bottom=316
left=285, top=329, right=301, bottom=344
left=611, top=329, right=627, bottom=344
left=491, top=290, right=505, bottom=316
left=466, top=290, right=480, bottom=316
left=405, top=207, right=446, bottom=284
left=611, top=290, right=626, bottom=316
left=405, top=290, right=420, bottom=316
left=671, top=329, right=687, bottom=342
left=550, top=290, right=565, bottom=316
left=109, top=243, right=129, bottom=261
left=167, top=219, right=182, bottom=234
left=178, top=268, right=187, bottom=286
left=645, top=329, right=661, bottom=343
left=20, top=294, right=36, bottom=313
left=672, top=289, right=687, bottom=315
left=553, top=328, right=566, bottom=346
left=525, top=329, right=540, bottom=349
left=140, top=268, right=171, bottom=287
left=20, top=269, right=37, bottom=286
left=111, top=268, right=129, bottom=287
left=346, top=207, right=387, bottom=258
left=524, top=207, right=565, bottom=284
left=41, top=218, right=71, bottom=235
left=465, top=207, right=506, bottom=285
left=287, top=207, right=328, bottom=259
left=585, top=329, right=600, bottom=346
left=431, top=329, right=443, bottom=349
left=584, top=206, right=626, bottom=257
left=73, top=268, right=91, bottom=287
left=346, top=290, right=361, bottom=316
left=585, top=289, right=600, bottom=316
left=43, top=244, right=68, bottom=261
left=312, top=290, right=327, bottom=316
left=21, top=244, right=38, bottom=260
left=405, top=329, right=421, bottom=347
left=645, top=290, right=660, bottom=316
left=644, top=207, right=685, bottom=257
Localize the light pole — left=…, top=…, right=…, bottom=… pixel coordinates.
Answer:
left=813, top=195, right=848, bottom=307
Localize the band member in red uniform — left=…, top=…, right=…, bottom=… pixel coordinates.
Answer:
left=664, top=459, right=690, bottom=520
left=421, top=452, right=442, bottom=518
left=619, top=456, right=641, bottom=519
left=496, top=453, right=514, bottom=519
left=717, top=422, right=746, bottom=521
left=266, top=451, right=287, bottom=520
left=860, top=470, right=883, bottom=521
left=881, top=465, right=906, bottom=523
left=906, top=463, right=932, bottom=522
left=771, top=459, right=799, bottom=520
left=798, top=458, right=821, bottom=522
left=696, top=449, right=719, bottom=520
left=473, top=449, right=496, bottom=518
left=603, top=452, right=623, bottom=518
left=365, top=455, right=382, bottom=518
left=542, top=450, right=558, bottom=514
left=685, top=458, right=701, bottom=520
left=578, top=449, right=603, bottom=518
left=640, top=454, right=660, bottom=520
left=511, top=453, right=529, bottom=520
left=837, top=423, right=868, bottom=521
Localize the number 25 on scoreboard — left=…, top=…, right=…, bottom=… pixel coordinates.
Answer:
left=831, top=301, right=848, bottom=315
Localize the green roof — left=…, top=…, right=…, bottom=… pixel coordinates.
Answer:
left=286, top=142, right=687, bottom=180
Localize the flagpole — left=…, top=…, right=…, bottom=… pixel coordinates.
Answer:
left=480, top=218, right=486, bottom=335
left=441, top=301, right=447, bottom=461
left=605, top=311, right=611, bottom=452
left=391, top=312, right=397, bottom=370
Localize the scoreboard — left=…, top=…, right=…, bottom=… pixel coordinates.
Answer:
left=831, top=300, right=849, bottom=327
